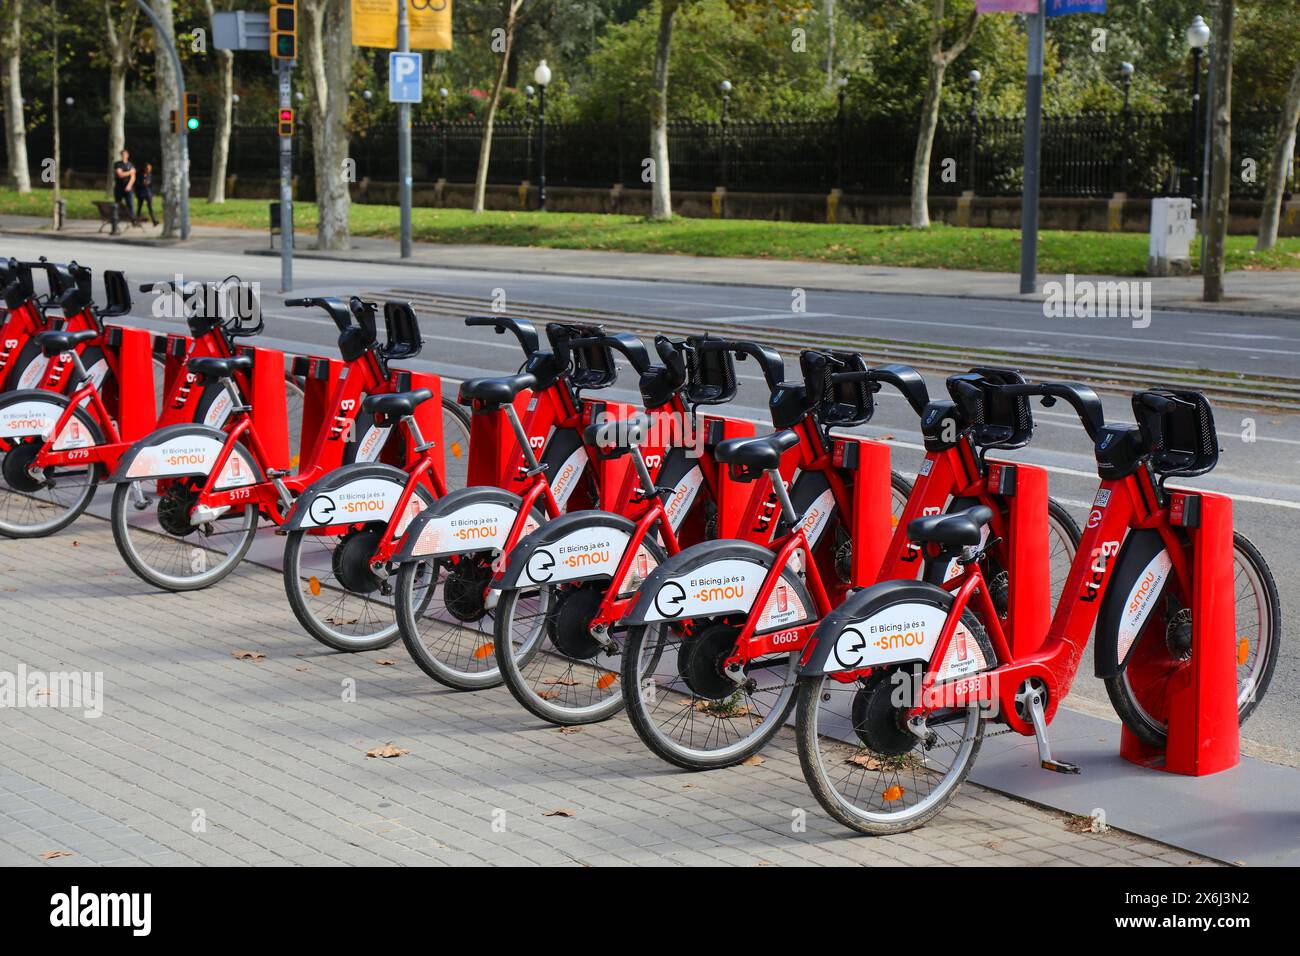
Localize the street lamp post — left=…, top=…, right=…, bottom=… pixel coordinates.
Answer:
left=231, top=93, right=240, bottom=174
left=439, top=87, right=449, bottom=183
left=1119, top=61, right=1134, bottom=194
left=967, top=69, right=980, bottom=194
left=835, top=76, right=848, bottom=191
left=534, top=60, right=551, bottom=211
left=1186, top=15, right=1210, bottom=212
left=524, top=84, right=535, bottom=181
left=719, top=79, right=732, bottom=189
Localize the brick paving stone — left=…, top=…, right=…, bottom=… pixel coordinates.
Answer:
left=0, top=520, right=1227, bottom=867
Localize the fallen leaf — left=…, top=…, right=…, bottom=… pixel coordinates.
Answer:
left=543, top=809, right=576, bottom=818
left=34, top=688, right=50, bottom=697
left=740, top=755, right=764, bottom=766
left=375, top=659, right=396, bottom=666
left=231, top=649, right=266, bottom=661
left=40, top=850, right=74, bottom=860
left=542, top=676, right=580, bottom=687
left=847, top=753, right=883, bottom=770
left=72, top=541, right=78, bottom=547
left=558, top=726, right=583, bottom=735
left=366, top=742, right=410, bottom=758
left=295, top=666, right=309, bottom=673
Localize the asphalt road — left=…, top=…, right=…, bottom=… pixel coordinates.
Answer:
left=6, top=233, right=1299, bottom=766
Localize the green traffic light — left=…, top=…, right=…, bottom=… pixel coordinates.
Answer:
left=186, top=117, right=200, bottom=131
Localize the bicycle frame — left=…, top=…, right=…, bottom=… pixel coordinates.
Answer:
left=911, top=463, right=1192, bottom=736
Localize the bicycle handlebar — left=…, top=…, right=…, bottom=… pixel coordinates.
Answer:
left=693, top=337, right=786, bottom=391
left=1000, top=381, right=1106, bottom=440
left=285, top=295, right=357, bottom=332
left=566, top=331, right=655, bottom=375
left=830, top=363, right=932, bottom=419
left=464, top=315, right=541, bottom=357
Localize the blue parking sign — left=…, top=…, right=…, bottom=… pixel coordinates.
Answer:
left=389, top=52, right=423, bottom=104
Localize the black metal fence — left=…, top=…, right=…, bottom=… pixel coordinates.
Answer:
left=29, top=108, right=1298, bottom=200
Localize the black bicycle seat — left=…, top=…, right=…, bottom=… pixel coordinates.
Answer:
left=362, top=388, right=433, bottom=418
left=714, top=430, right=799, bottom=472
left=188, top=354, right=253, bottom=379
left=908, top=505, right=994, bottom=549
left=35, top=329, right=97, bottom=357
left=584, top=412, right=651, bottom=455
left=457, top=373, right=535, bottom=409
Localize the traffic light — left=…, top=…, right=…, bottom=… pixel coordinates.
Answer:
left=169, top=110, right=179, bottom=134
left=278, top=108, right=294, bottom=137
left=270, top=1, right=297, bottom=60
left=183, top=92, right=200, bottom=131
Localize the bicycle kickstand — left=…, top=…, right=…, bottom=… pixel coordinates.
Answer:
left=1017, top=680, right=1081, bottom=775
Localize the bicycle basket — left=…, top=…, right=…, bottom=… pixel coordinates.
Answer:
left=547, top=322, right=616, bottom=391
left=98, top=270, right=133, bottom=319
left=1132, top=388, right=1218, bottom=478
left=2, top=258, right=34, bottom=309
left=946, top=366, right=1033, bottom=450
left=381, top=302, right=423, bottom=361
left=683, top=336, right=738, bottom=406
left=803, top=349, right=873, bottom=427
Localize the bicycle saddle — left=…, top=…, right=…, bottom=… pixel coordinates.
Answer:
left=714, top=430, right=799, bottom=472
left=584, top=412, right=651, bottom=456
left=35, top=329, right=97, bottom=357
left=362, top=388, right=433, bottom=418
left=188, top=354, right=253, bottom=379
left=457, top=373, right=535, bottom=409
left=907, top=504, right=994, bottom=548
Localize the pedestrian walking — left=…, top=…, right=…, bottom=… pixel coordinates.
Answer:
left=135, top=161, right=158, bottom=226
left=112, top=149, right=136, bottom=214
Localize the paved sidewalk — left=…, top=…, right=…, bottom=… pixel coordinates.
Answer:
left=0, top=519, right=1215, bottom=867
left=4, top=213, right=1296, bottom=317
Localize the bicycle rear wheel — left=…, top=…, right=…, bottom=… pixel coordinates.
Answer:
left=0, top=405, right=102, bottom=538
left=621, top=617, right=798, bottom=771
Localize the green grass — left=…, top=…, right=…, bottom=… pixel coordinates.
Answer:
left=6, top=186, right=1299, bottom=276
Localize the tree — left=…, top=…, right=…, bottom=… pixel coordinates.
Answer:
left=910, top=0, right=978, bottom=229
left=0, top=0, right=30, bottom=192
left=1202, top=0, right=1234, bottom=302
left=472, top=0, right=528, bottom=214
left=301, top=0, right=351, bottom=248
left=148, top=0, right=183, bottom=237
left=203, top=0, right=233, bottom=203
left=648, top=0, right=680, bottom=221
left=104, top=0, right=140, bottom=191
left=1256, top=56, right=1300, bottom=251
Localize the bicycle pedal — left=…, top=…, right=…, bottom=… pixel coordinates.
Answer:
left=1040, top=759, right=1081, bottom=775
left=265, top=468, right=290, bottom=478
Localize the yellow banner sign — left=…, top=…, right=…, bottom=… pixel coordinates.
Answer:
left=353, top=0, right=452, bottom=50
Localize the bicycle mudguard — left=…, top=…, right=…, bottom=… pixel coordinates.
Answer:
left=496, top=510, right=663, bottom=594
left=391, top=486, right=537, bottom=563
left=621, top=540, right=816, bottom=634
left=0, top=390, right=95, bottom=449
left=107, top=423, right=263, bottom=489
left=1094, top=528, right=1174, bottom=679
left=800, top=579, right=989, bottom=680
left=283, top=462, right=433, bottom=535
left=655, top=446, right=705, bottom=534
left=539, top=425, right=590, bottom=511
left=787, top=469, right=838, bottom=550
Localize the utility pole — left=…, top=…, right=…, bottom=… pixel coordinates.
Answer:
left=398, top=0, right=412, bottom=258
left=278, top=59, right=293, bottom=291
left=1019, top=1, right=1045, bottom=295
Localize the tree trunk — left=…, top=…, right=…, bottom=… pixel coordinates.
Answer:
left=909, top=0, right=977, bottom=229
left=649, top=0, right=679, bottom=222
left=205, top=0, right=232, bottom=203
left=472, top=0, right=524, bottom=214
left=1202, top=0, right=1234, bottom=302
left=1256, top=56, right=1300, bottom=251
left=0, top=0, right=30, bottom=192
left=302, top=0, right=351, bottom=248
left=105, top=1, right=138, bottom=192
left=150, top=0, right=183, bottom=238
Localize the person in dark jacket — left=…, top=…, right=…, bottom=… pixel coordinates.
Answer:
left=134, top=161, right=158, bottom=226
left=112, top=149, right=135, bottom=212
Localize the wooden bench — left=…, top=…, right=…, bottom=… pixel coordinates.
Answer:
left=94, top=200, right=142, bottom=236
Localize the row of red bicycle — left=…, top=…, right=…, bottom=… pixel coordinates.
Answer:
left=0, top=257, right=1279, bottom=835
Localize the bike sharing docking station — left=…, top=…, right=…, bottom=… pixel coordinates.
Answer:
left=986, top=460, right=1052, bottom=656
left=237, top=344, right=292, bottom=473
left=100, top=325, right=160, bottom=443
left=1119, top=489, right=1240, bottom=777
left=836, top=435, right=896, bottom=588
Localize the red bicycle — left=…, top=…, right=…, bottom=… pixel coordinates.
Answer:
left=0, top=259, right=109, bottom=394
left=105, top=296, right=451, bottom=614
left=0, top=274, right=307, bottom=538
left=795, top=383, right=1278, bottom=834
left=616, top=359, right=1083, bottom=770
